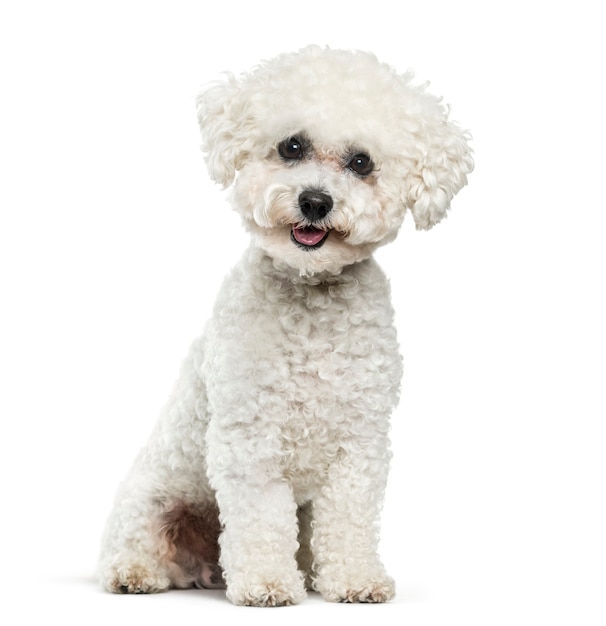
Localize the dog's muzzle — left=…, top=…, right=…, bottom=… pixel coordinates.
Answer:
left=291, top=190, right=332, bottom=249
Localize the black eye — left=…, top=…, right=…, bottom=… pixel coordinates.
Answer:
left=348, top=153, right=374, bottom=176
left=278, top=136, right=305, bottom=160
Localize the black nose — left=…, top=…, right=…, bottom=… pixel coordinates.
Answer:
left=298, top=190, right=333, bottom=222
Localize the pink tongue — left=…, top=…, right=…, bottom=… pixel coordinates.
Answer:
left=292, top=227, right=326, bottom=246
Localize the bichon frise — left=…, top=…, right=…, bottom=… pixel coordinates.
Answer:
left=99, top=45, right=473, bottom=606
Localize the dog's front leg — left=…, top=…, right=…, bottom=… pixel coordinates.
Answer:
left=207, top=446, right=306, bottom=606
left=311, top=450, right=395, bottom=603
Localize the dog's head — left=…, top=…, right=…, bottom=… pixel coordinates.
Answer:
left=197, top=46, right=473, bottom=275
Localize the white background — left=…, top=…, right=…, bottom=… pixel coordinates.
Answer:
left=1, top=1, right=604, bottom=624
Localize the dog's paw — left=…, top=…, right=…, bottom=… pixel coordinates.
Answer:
left=100, top=556, right=171, bottom=594
left=226, top=574, right=306, bottom=607
left=315, top=571, right=395, bottom=603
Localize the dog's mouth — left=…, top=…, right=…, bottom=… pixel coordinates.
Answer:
left=291, top=226, right=330, bottom=250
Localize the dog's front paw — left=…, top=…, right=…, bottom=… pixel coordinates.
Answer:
left=99, top=555, right=171, bottom=594
left=226, top=573, right=306, bottom=607
left=315, top=569, right=395, bottom=603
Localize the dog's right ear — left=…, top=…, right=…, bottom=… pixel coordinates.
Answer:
left=196, top=74, right=251, bottom=187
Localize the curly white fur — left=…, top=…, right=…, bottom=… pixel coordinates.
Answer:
left=98, top=45, right=473, bottom=606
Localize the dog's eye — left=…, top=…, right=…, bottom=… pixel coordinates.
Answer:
left=278, top=137, right=305, bottom=160
left=348, top=153, right=374, bottom=177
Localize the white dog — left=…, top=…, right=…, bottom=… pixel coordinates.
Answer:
left=99, top=46, right=473, bottom=606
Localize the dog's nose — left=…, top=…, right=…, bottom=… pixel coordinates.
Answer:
left=298, top=190, right=333, bottom=222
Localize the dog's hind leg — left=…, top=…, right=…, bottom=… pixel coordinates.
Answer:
left=98, top=487, right=173, bottom=594
left=98, top=337, right=214, bottom=593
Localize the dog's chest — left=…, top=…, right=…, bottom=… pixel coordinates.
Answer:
left=204, top=256, right=402, bottom=482
left=262, top=276, right=400, bottom=466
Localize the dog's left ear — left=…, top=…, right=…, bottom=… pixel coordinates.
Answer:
left=196, top=74, right=251, bottom=187
left=405, top=112, right=474, bottom=230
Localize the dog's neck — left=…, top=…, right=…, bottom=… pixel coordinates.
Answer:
left=248, top=245, right=371, bottom=289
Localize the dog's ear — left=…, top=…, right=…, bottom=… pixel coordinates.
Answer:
left=405, top=112, right=473, bottom=230
left=196, top=74, right=251, bottom=187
